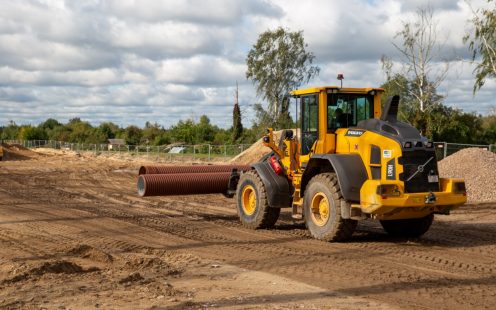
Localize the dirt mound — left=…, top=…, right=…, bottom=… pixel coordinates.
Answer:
left=67, top=244, right=113, bottom=263
left=2, top=260, right=99, bottom=284
left=125, top=256, right=182, bottom=275
left=230, top=130, right=285, bottom=165
left=119, top=272, right=145, bottom=285
left=438, top=148, right=496, bottom=203
left=0, top=143, right=38, bottom=161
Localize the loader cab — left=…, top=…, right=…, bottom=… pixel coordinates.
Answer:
left=295, top=87, right=383, bottom=158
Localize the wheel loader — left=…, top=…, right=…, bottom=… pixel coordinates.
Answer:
left=233, top=86, right=466, bottom=241
left=137, top=85, right=467, bottom=241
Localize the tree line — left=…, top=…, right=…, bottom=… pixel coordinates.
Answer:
left=1, top=105, right=494, bottom=147
left=1, top=3, right=495, bottom=147
left=0, top=115, right=264, bottom=146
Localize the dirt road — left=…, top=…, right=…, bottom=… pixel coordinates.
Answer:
left=0, top=150, right=495, bottom=309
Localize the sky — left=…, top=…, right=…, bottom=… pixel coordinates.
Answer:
left=0, top=0, right=495, bottom=129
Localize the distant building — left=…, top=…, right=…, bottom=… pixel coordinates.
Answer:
left=108, top=139, right=125, bottom=150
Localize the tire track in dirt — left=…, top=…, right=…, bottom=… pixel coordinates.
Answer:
left=2, top=160, right=496, bottom=309
left=37, top=188, right=495, bottom=309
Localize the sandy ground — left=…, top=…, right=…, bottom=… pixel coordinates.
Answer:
left=0, top=149, right=496, bottom=309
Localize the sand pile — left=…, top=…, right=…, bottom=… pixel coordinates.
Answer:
left=230, top=130, right=286, bottom=165
left=438, top=148, right=496, bottom=203
left=0, top=143, right=39, bottom=161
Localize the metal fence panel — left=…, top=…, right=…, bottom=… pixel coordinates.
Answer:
left=3, top=139, right=494, bottom=162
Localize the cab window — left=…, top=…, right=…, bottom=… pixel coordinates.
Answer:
left=301, top=94, right=318, bottom=155
left=327, top=93, right=373, bottom=131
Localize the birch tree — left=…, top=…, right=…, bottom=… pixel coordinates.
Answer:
left=464, top=0, right=496, bottom=92
left=382, top=8, right=448, bottom=113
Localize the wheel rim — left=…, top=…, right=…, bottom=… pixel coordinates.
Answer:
left=310, top=192, right=330, bottom=227
left=241, top=185, right=257, bottom=215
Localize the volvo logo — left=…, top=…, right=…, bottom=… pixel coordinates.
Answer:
left=406, top=157, right=433, bottom=182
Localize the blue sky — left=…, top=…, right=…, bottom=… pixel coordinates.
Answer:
left=0, top=0, right=494, bottom=129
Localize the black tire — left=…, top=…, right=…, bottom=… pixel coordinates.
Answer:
left=236, top=170, right=280, bottom=229
left=380, top=214, right=434, bottom=238
left=303, top=173, right=357, bottom=242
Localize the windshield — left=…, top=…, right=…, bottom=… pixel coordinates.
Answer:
left=327, top=93, right=373, bottom=131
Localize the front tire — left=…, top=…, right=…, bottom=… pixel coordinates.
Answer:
left=303, top=173, right=357, bottom=241
left=380, top=214, right=434, bottom=238
left=236, top=170, right=280, bottom=229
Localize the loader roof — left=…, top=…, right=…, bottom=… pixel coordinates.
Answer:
left=291, top=86, right=384, bottom=96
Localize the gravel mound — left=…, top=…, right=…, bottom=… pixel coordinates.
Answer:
left=438, top=148, right=496, bottom=203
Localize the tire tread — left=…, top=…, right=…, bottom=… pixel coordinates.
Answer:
left=236, top=170, right=280, bottom=229
left=304, top=173, right=357, bottom=242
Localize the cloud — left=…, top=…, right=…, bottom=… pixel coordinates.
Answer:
left=100, top=0, right=283, bottom=25
left=0, top=0, right=494, bottom=129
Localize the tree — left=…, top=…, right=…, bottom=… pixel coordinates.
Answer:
left=142, top=122, right=163, bottom=144
left=480, top=109, right=496, bottom=144
left=18, top=126, right=47, bottom=140
left=0, top=121, right=20, bottom=140
left=67, top=119, right=93, bottom=143
left=464, top=0, right=496, bottom=92
left=232, top=83, right=243, bottom=142
left=246, top=27, right=319, bottom=125
left=169, top=119, right=195, bottom=144
left=39, top=118, right=61, bottom=130
left=382, top=8, right=448, bottom=113
left=98, top=122, right=120, bottom=140
left=124, top=125, right=142, bottom=145
left=379, top=72, right=412, bottom=120
left=196, top=115, right=216, bottom=143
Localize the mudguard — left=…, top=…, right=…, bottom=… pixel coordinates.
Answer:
left=252, top=161, right=292, bottom=208
left=301, top=154, right=368, bottom=202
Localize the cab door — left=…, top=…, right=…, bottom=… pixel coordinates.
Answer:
left=301, top=94, right=319, bottom=156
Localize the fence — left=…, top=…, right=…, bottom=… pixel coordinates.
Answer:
left=1, top=139, right=494, bottom=162
left=434, top=142, right=495, bottom=159
left=1, top=139, right=252, bottom=162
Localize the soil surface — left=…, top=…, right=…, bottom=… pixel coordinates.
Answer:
left=1, top=149, right=496, bottom=309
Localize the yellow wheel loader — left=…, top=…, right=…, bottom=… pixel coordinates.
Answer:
left=137, top=85, right=467, bottom=241
left=234, top=86, right=467, bottom=241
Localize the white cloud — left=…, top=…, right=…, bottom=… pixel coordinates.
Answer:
left=101, top=0, right=282, bottom=25
left=155, top=56, right=245, bottom=86
left=0, top=0, right=494, bottom=129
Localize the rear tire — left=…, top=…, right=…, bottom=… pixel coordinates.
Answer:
left=303, top=173, right=357, bottom=241
left=236, top=170, right=280, bottom=229
left=380, top=214, right=434, bottom=238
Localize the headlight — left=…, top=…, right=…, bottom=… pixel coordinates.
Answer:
left=453, top=182, right=466, bottom=195
left=376, top=184, right=401, bottom=198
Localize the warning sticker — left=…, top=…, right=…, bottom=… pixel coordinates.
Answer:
left=383, top=150, right=392, bottom=158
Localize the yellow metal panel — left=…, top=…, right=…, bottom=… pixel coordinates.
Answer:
left=314, top=90, right=327, bottom=154
left=334, top=129, right=403, bottom=181
left=335, top=128, right=349, bottom=153
left=440, top=178, right=465, bottom=192
left=373, top=92, right=382, bottom=119
left=359, top=179, right=467, bottom=220
left=292, top=87, right=328, bottom=96
left=291, top=86, right=384, bottom=96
